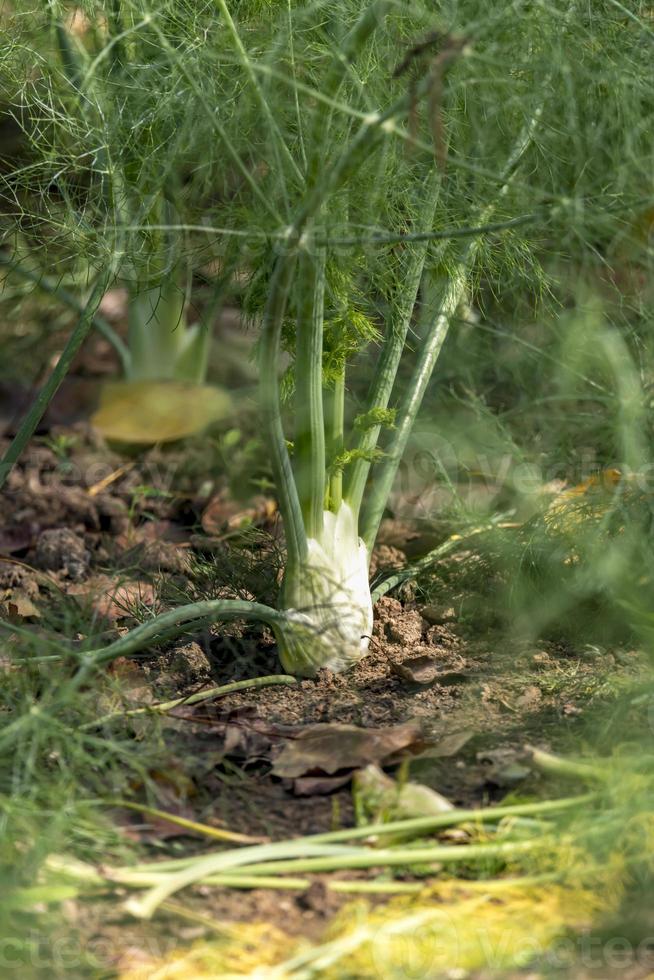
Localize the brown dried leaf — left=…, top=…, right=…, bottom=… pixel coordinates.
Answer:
left=391, top=656, right=469, bottom=689
left=271, top=720, right=425, bottom=779
left=516, top=685, right=543, bottom=710
left=290, top=773, right=353, bottom=796
left=415, top=730, right=474, bottom=760
left=172, top=706, right=294, bottom=764
left=69, top=576, right=156, bottom=623
left=95, top=581, right=156, bottom=623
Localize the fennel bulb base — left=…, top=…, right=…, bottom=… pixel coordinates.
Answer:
left=276, top=503, right=373, bottom=678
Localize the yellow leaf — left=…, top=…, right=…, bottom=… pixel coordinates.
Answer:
left=3, top=594, right=41, bottom=619
left=91, top=381, right=233, bottom=444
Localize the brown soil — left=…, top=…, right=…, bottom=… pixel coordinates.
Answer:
left=2, top=425, right=646, bottom=975
left=211, top=599, right=468, bottom=730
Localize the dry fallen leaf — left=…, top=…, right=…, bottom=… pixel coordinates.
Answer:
left=291, top=773, right=353, bottom=796
left=3, top=594, right=41, bottom=619
left=91, top=381, right=233, bottom=444
left=68, top=576, right=157, bottom=623
left=169, top=711, right=427, bottom=794
left=171, top=705, right=296, bottom=765
left=271, top=720, right=425, bottom=779
left=95, top=581, right=157, bottom=623
left=414, top=729, right=474, bottom=760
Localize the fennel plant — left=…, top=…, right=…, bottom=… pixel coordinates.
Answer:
left=3, top=0, right=650, bottom=676
left=201, top=0, right=555, bottom=675
left=99, top=0, right=559, bottom=676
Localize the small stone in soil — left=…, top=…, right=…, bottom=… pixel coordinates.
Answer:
left=391, top=657, right=470, bottom=689
left=391, top=655, right=441, bottom=685
left=421, top=604, right=457, bottom=625
left=0, top=561, right=39, bottom=597
left=139, top=539, right=190, bottom=574
left=33, top=527, right=91, bottom=581
left=297, top=881, right=331, bottom=912
left=151, top=641, right=213, bottom=690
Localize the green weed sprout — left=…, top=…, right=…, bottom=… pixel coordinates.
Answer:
left=2, top=0, right=652, bottom=675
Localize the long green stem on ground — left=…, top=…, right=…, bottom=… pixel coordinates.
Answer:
left=83, top=674, right=296, bottom=730
left=126, top=838, right=542, bottom=918
left=111, top=801, right=266, bottom=844
left=116, top=793, right=593, bottom=879
left=197, top=838, right=542, bottom=878
left=47, top=852, right=554, bottom=900
left=57, top=600, right=293, bottom=714
left=79, top=599, right=284, bottom=667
